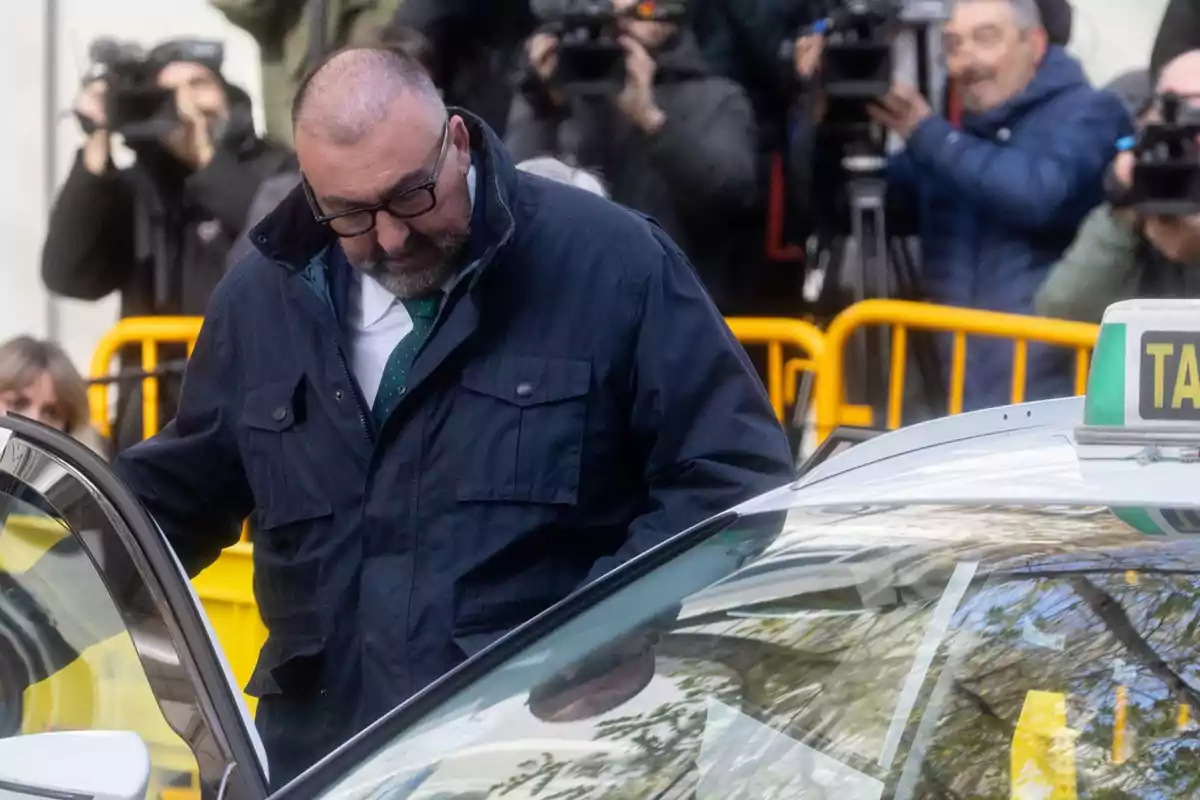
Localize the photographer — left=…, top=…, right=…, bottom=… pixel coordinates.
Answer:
left=1037, top=52, right=1200, bottom=322
left=505, top=0, right=760, bottom=312
left=42, top=39, right=293, bottom=451
left=791, top=0, right=1130, bottom=411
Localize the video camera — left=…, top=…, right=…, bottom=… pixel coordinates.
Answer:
left=530, top=0, right=688, bottom=95
left=80, top=38, right=224, bottom=145
left=1120, top=93, right=1200, bottom=217
left=780, top=0, right=949, bottom=152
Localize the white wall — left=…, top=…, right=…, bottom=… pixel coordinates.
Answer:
left=1070, top=0, right=1169, bottom=86
left=0, top=0, right=1179, bottom=373
left=0, top=0, right=262, bottom=371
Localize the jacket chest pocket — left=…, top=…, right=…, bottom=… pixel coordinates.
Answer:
left=455, top=356, right=592, bottom=505
left=239, top=376, right=333, bottom=532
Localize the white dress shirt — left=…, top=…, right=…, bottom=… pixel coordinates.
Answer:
left=348, top=164, right=478, bottom=406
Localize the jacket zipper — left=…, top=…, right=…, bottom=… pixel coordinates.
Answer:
left=335, top=345, right=372, bottom=444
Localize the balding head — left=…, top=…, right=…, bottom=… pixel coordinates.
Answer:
left=292, top=46, right=444, bottom=145
left=1158, top=50, right=1200, bottom=97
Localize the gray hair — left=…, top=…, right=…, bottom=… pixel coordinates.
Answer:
left=0, top=336, right=90, bottom=434
left=956, top=0, right=1043, bottom=30
left=292, top=47, right=444, bottom=144
left=516, top=157, right=609, bottom=198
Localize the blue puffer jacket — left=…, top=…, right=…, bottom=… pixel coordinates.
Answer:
left=891, top=46, right=1133, bottom=410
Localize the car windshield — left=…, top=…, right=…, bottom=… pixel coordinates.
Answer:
left=319, top=502, right=1200, bottom=798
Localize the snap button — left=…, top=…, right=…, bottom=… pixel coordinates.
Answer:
left=399, top=385, right=407, bottom=396
left=516, top=382, right=534, bottom=398
left=997, top=127, right=1011, bottom=141
left=334, top=389, right=344, bottom=401
left=271, top=406, right=288, bottom=422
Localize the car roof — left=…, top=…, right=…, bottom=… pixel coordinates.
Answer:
left=736, top=396, right=1200, bottom=516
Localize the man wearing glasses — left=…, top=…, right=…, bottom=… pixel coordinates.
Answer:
left=114, top=46, right=793, bottom=784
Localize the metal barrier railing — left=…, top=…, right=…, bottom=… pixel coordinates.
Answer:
left=87, top=317, right=203, bottom=441
left=725, top=317, right=826, bottom=423
left=813, top=300, right=1100, bottom=440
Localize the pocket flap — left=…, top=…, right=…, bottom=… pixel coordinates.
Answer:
left=242, top=376, right=303, bottom=432
left=460, top=357, right=591, bottom=408
left=245, top=634, right=327, bottom=698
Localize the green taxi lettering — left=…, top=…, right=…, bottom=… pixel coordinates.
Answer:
left=1140, top=332, right=1200, bottom=419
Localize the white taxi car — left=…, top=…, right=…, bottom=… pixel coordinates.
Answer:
left=2, top=298, right=1200, bottom=799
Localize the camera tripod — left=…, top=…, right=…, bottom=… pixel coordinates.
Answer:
left=812, top=154, right=944, bottom=425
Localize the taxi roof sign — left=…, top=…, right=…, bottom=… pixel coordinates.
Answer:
left=1083, top=299, right=1200, bottom=428
left=1079, top=299, right=1200, bottom=538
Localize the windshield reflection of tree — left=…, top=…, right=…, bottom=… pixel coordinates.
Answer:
left=915, top=568, right=1200, bottom=798
left=492, top=561, right=1200, bottom=799
left=490, top=587, right=939, bottom=798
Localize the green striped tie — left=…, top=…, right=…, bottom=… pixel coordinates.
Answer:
left=372, top=295, right=440, bottom=427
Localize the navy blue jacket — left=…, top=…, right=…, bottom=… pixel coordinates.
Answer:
left=113, top=114, right=793, bottom=785
left=891, top=47, right=1132, bottom=410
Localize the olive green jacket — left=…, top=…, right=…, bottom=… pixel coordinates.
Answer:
left=1035, top=205, right=1200, bottom=323
left=210, top=0, right=404, bottom=144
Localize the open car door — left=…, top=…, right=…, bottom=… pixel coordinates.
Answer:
left=0, top=414, right=268, bottom=800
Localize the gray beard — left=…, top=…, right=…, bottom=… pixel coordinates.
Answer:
left=362, top=257, right=457, bottom=298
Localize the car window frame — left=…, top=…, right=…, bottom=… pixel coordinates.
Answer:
left=0, top=415, right=269, bottom=798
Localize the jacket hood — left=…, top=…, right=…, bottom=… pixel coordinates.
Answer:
left=962, top=46, right=1090, bottom=131
left=218, top=82, right=262, bottom=155
left=652, top=30, right=711, bottom=82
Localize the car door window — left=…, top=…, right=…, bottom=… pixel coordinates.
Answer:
left=0, top=418, right=268, bottom=800
left=0, top=492, right=202, bottom=798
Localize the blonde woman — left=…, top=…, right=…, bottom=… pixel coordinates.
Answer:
left=0, top=337, right=106, bottom=456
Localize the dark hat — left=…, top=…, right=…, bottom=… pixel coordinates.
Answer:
left=1034, top=0, right=1073, bottom=46
left=146, top=38, right=224, bottom=77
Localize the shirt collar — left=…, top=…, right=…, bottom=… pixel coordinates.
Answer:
left=356, top=162, right=479, bottom=327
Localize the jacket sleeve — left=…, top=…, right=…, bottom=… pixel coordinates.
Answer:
left=901, top=90, right=1133, bottom=232
left=41, top=152, right=136, bottom=300
left=1034, top=205, right=1143, bottom=322
left=643, top=82, right=759, bottom=214
left=581, top=228, right=795, bottom=585
left=505, top=92, right=565, bottom=163
left=1151, top=0, right=1200, bottom=80
left=112, top=273, right=253, bottom=577
left=186, top=143, right=295, bottom=236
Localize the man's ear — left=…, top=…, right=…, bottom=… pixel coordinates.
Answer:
left=1029, top=26, right=1050, bottom=64
left=450, top=115, right=472, bottom=170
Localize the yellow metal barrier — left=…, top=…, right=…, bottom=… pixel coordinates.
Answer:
left=88, top=316, right=203, bottom=441
left=813, top=300, right=1100, bottom=440
left=726, top=317, right=826, bottom=422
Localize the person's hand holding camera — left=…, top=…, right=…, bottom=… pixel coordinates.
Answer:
left=1108, top=150, right=1145, bottom=232
left=525, top=32, right=568, bottom=110
left=794, top=34, right=824, bottom=82
left=616, top=35, right=665, bottom=134
left=869, top=82, right=933, bottom=139
left=1112, top=123, right=1200, bottom=262
left=162, top=86, right=216, bottom=170
left=793, top=34, right=828, bottom=122
left=74, top=79, right=111, bottom=176
left=528, top=33, right=559, bottom=84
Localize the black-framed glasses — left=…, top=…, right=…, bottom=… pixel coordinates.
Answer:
left=304, top=118, right=451, bottom=237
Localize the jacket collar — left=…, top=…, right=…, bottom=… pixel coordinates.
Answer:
left=249, top=109, right=518, bottom=281
left=961, top=46, right=1090, bottom=133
